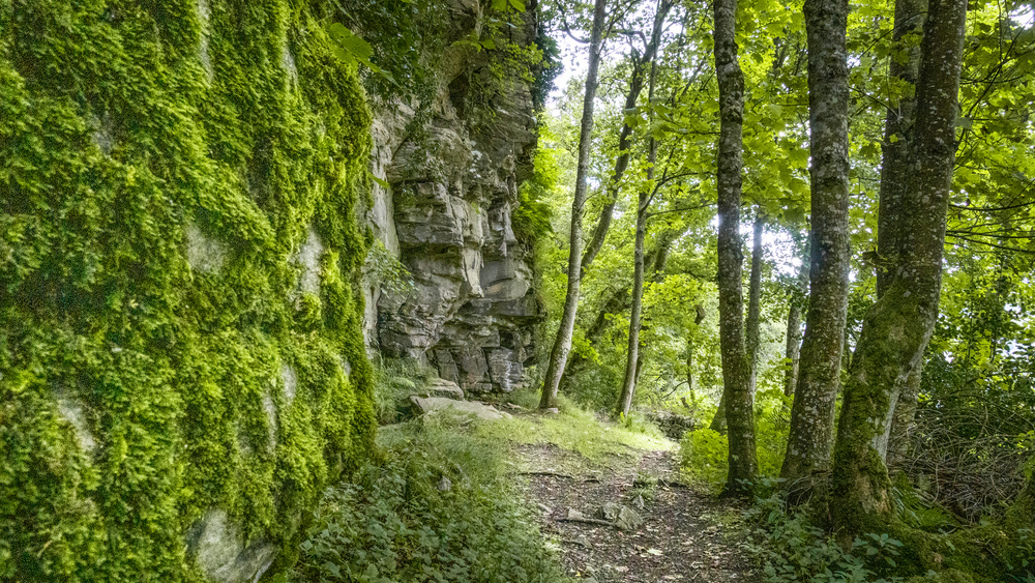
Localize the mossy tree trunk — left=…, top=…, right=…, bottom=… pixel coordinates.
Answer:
left=784, top=247, right=809, bottom=397
left=713, top=0, right=758, bottom=495
left=746, top=210, right=765, bottom=399
left=540, top=0, right=608, bottom=409
left=781, top=0, right=852, bottom=485
left=873, top=0, right=928, bottom=465
left=714, top=209, right=764, bottom=432
left=829, top=0, right=967, bottom=532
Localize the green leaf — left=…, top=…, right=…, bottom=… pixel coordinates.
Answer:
left=370, top=172, right=391, bottom=189
left=327, top=22, right=374, bottom=60
left=508, top=0, right=527, bottom=11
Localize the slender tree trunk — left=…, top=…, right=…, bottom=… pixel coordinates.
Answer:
left=561, top=227, right=684, bottom=392
left=714, top=210, right=763, bottom=432
left=581, top=0, right=674, bottom=273
left=783, top=294, right=804, bottom=397
left=539, top=0, right=608, bottom=409
left=884, top=367, right=921, bottom=467
left=784, top=244, right=809, bottom=396
left=874, top=0, right=928, bottom=464
left=615, top=186, right=650, bottom=418
left=616, top=90, right=658, bottom=418
left=746, top=211, right=765, bottom=397
left=713, top=0, right=757, bottom=495
left=830, top=0, right=967, bottom=532
left=780, top=0, right=852, bottom=485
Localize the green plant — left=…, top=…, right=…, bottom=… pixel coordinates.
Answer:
left=679, top=428, right=730, bottom=492
left=745, top=495, right=906, bottom=583
left=370, top=358, right=435, bottom=424
left=289, top=415, right=571, bottom=583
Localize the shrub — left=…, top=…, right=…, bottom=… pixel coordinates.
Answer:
left=288, top=414, right=571, bottom=583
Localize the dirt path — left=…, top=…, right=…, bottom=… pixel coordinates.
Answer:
left=515, top=443, right=760, bottom=583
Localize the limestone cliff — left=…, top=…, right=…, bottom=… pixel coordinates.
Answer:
left=363, top=0, right=544, bottom=394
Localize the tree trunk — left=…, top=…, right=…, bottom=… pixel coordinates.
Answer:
left=581, top=0, right=674, bottom=273
left=829, top=0, right=966, bottom=532
left=713, top=210, right=763, bottom=433
left=616, top=113, right=657, bottom=419
left=780, top=0, right=852, bottom=485
left=713, top=0, right=757, bottom=495
left=874, top=0, right=928, bottom=464
left=784, top=249, right=809, bottom=396
left=884, top=367, right=921, bottom=467
left=560, top=226, right=685, bottom=393
left=746, top=210, right=764, bottom=397
left=539, top=0, right=608, bottom=409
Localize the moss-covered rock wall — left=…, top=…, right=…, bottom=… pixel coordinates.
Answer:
left=0, top=1, right=375, bottom=581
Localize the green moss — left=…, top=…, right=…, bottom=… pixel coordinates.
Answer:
left=0, top=1, right=374, bottom=581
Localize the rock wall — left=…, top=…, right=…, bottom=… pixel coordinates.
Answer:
left=364, top=0, right=543, bottom=394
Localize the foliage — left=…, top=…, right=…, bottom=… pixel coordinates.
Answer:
left=679, top=390, right=790, bottom=492
left=326, top=0, right=449, bottom=101
left=288, top=414, right=571, bottom=583
left=514, top=141, right=560, bottom=244
left=369, top=357, right=436, bottom=425
left=746, top=492, right=907, bottom=583
left=364, top=241, right=416, bottom=297
left=0, top=1, right=375, bottom=580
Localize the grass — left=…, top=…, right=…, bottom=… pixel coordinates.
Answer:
left=287, top=410, right=570, bottom=583
left=479, top=389, right=673, bottom=465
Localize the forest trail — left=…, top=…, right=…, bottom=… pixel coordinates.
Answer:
left=513, top=437, right=760, bottom=583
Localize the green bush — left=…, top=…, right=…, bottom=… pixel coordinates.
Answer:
left=679, top=389, right=789, bottom=492
left=288, top=415, right=571, bottom=583
left=746, top=493, right=906, bottom=583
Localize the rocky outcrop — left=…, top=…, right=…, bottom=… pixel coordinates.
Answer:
left=364, top=0, right=543, bottom=394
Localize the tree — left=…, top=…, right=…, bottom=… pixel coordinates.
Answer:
left=780, top=0, right=852, bottom=486
left=708, top=209, right=763, bottom=434
left=871, top=0, right=927, bottom=465
left=540, top=0, right=609, bottom=409
left=783, top=234, right=809, bottom=397
left=829, top=0, right=968, bottom=532
left=712, top=0, right=758, bottom=495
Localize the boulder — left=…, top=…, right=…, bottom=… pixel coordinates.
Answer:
left=409, top=396, right=509, bottom=421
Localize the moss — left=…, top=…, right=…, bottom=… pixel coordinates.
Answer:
left=0, top=1, right=374, bottom=581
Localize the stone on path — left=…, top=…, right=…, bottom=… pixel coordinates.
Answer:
left=409, top=395, right=509, bottom=421
left=615, top=506, right=644, bottom=531
left=422, top=377, right=465, bottom=400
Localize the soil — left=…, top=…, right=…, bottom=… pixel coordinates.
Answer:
left=514, top=441, right=761, bottom=583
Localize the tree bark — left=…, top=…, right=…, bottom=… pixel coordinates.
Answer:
left=539, top=0, right=608, bottom=409
left=874, top=0, right=928, bottom=464
left=829, top=0, right=967, bottom=532
left=780, top=0, right=852, bottom=485
left=713, top=0, right=757, bottom=495
left=784, top=251, right=809, bottom=396
left=746, top=210, right=765, bottom=398
left=710, top=210, right=763, bottom=434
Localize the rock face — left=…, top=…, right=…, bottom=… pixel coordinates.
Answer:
left=364, top=1, right=543, bottom=395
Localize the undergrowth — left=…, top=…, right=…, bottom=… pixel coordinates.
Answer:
left=745, top=489, right=908, bottom=583
left=679, top=389, right=790, bottom=493
left=479, top=389, right=671, bottom=464
left=287, top=411, right=571, bottom=583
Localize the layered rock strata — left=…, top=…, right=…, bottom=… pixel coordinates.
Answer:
left=364, top=0, right=543, bottom=394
